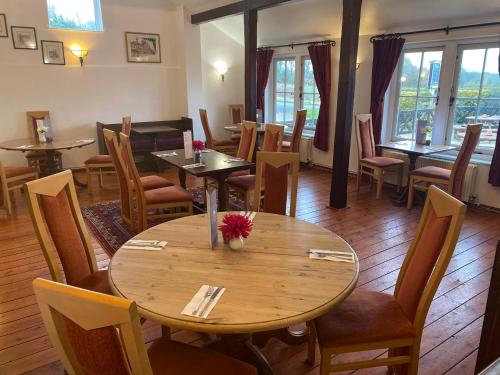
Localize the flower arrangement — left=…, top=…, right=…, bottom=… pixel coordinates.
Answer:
left=37, top=126, right=48, bottom=134
left=218, top=214, right=252, bottom=240
left=192, top=140, right=205, bottom=152
left=421, top=126, right=432, bottom=135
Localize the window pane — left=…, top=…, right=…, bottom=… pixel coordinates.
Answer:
left=286, top=60, right=295, bottom=93
left=274, top=94, right=285, bottom=123
left=396, top=97, right=417, bottom=139
left=456, top=48, right=485, bottom=98
left=303, top=59, right=317, bottom=94
left=400, top=52, right=421, bottom=96
left=477, top=100, right=500, bottom=148
left=482, top=48, right=500, bottom=99
left=416, top=98, right=437, bottom=138
left=418, top=51, right=443, bottom=97
left=285, top=92, right=295, bottom=125
left=47, top=0, right=103, bottom=31
left=275, top=60, right=286, bottom=93
left=451, top=98, right=478, bottom=144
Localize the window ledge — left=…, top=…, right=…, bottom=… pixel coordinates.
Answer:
left=426, top=150, right=492, bottom=166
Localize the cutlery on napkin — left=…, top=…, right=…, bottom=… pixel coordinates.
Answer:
left=182, top=285, right=225, bottom=318
left=183, top=163, right=205, bottom=169
left=76, top=139, right=94, bottom=143
left=122, top=239, right=167, bottom=251
left=157, top=151, right=178, bottom=157
left=16, top=145, right=34, bottom=149
left=308, top=249, right=355, bottom=263
left=240, top=211, right=256, bottom=222
left=224, top=158, right=243, bottom=163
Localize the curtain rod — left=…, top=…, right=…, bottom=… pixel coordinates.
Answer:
left=370, top=21, right=500, bottom=43
left=258, top=39, right=336, bottom=50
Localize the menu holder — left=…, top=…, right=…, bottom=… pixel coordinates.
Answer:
left=416, top=120, right=428, bottom=145
left=183, top=130, right=193, bottom=159
left=206, top=188, right=218, bottom=250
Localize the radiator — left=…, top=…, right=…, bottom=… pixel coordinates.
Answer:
left=415, top=157, right=478, bottom=202
left=299, top=137, right=313, bottom=163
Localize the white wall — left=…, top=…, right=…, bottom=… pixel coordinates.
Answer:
left=200, top=22, right=244, bottom=140
left=0, top=0, right=188, bottom=168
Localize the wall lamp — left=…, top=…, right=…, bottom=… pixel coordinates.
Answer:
left=70, top=46, right=89, bottom=66
left=214, top=61, right=228, bottom=82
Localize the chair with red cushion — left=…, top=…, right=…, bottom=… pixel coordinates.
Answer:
left=33, top=278, right=257, bottom=375
left=226, top=124, right=284, bottom=211
left=200, top=109, right=238, bottom=154
left=355, top=114, right=405, bottom=199
left=407, top=123, right=482, bottom=209
left=120, top=133, right=193, bottom=232
left=0, top=162, right=37, bottom=215
left=25, top=170, right=111, bottom=295
left=308, top=185, right=466, bottom=374
left=282, top=109, right=307, bottom=152
left=85, top=116, right=132, bottom=190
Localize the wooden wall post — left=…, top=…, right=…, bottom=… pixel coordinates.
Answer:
left=244, top=9, right=258, bottom=122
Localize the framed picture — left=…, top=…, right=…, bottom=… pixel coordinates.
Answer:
left=0, top=14, right=7, bottom=38
left=41, top=40, right=65, bottom=65
left=125, top=32, right=161, bottom=63
left=11, top=26, right=37, bottom=50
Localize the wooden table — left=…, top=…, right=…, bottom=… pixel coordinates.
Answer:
left=0, top=137, right=95, bottom=186
left=378, top=141, right=457, bottom=205
left=109, top=212, right=359, bottom=374
left=152, top=149, right=254, bottom=211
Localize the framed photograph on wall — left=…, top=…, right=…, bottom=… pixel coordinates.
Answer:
left=11, top=26, right=37, bottom=49
left=41, top=40, right=65, bottom=65
left=0, top=14, right=7, bottom=37
left=125, top=32, right=161, bottom=63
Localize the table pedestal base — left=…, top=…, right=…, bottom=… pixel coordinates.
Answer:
left=41, top=150, right=88, bottom=188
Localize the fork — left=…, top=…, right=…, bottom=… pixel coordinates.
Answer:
left=192, top=286, right=214, bottom=316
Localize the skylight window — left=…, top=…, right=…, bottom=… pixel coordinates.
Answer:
left=47, top=0, right=103, bottom=32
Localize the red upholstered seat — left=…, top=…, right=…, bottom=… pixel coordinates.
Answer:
left=410, top=166, right=451, bottom=180
left=315, top=290, right=416, bottom=348
left=4, top=166, right=36, bottom=178
left=84, top=154, right=113, bottom=164
left=229, top=170, right=249, bottom=178
left=226, top=174, right=256, bottom=190
left=148, top=338, right=256, bottom=375
left=361, top=156, right=405, bottom=168
left=214, top=139, right=237, bottom=147
left=144, top=186, right=193, bottom=205
left=138, top=175, right=174, bottom=191
left=74, top=270, right=112, bottom=295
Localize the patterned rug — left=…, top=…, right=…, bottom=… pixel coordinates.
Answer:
left=82, top=186, right=243, bottom=256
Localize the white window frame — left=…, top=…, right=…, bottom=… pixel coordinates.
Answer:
left=47, top=0, right=104, bottom=32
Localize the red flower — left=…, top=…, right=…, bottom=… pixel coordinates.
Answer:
left=218, top=214, right=252, bottom=240
left=192, top=140, right=205, bottom=151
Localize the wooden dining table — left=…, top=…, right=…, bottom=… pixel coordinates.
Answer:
left=108, top=212, right=359, bottom=374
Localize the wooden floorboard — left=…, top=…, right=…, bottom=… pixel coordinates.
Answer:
left=0, top=167, right=498, bottom=374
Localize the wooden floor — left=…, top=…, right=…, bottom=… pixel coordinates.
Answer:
left=0, top=167, right=498, bottom=375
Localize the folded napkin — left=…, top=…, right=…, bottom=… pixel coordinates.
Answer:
left=182, top=285, right=225, bottom=319
left=240, top=211, right=256, bottom=222
left=16, top=145, right=34, bottom=149
left=201, top=149, right=212, bottom=153
left=183, top=162, right=205, bottom=169
left=224, top=158, right=243, bottom=163
left=122, top=239, right=167, bottom=251
left=157, top=151, right=178, bottom=157
left=76, top=139, right=94, bottom=143
left=308, top=249, right=355, bottom=263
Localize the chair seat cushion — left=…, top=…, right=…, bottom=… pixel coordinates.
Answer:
left=4, top=166, right=37, bottom=178
left=229, top=170, right=250, bottom=178
left=214, top=139, right=237, bottom=147
left=361, top=157, right=405, bottom=168
left=410, top=166, right=451, bottom=180
left=144, top=186, right=193, bottom=205
left=84, top=154, right=113, bottom=165
left=148, top=338, right=256, bottom=375
left=314, top=290, right=415, bottom=348
left=282, top=140, right=291, bottom=149
left=74, top=270, right=112, bottom=295
left=226, top=174, right=256, bottom=190
left=139, top=175, right=174, bottom=191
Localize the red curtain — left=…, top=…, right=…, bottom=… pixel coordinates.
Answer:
left=369, top=38, right=405, bottom=145
left=256, top=49, right=274, bottom=120
left=488, top=122, right=500, bottom=186
left=308, top=44, right=331, bottom=151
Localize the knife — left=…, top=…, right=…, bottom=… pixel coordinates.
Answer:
left=198, top=286, right=223, bottom=317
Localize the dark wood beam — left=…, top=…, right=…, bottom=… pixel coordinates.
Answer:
left=191, top=0, right=292, bottom=24
left=244, top=9, right=258, bottom=122
left=330, top=0, right=362, bottom=208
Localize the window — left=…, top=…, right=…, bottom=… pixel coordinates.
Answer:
left=271, top=56, right=320, bottom=135
left=448, top=45, right=500, bottom=149
left=393, top=49, right=444, bottom=141
left=47, top=0, right=103, bottom=32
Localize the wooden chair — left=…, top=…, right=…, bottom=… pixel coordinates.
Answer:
left=85, top=116, right=132, bottom=189
left=309, top=185, right=466, bottom=374
left=26, top=111, right=63, bottom=173
left=226, top=124, right=284, bottom=210
left=0, top=161, right=37, bottom=215
left=407, top=123, right=482, bottom=209
left=25, top=170, right=111, bottom=294
left=253, top=151, right=299, bottom=217
left=355, top=114, right=405, bottom=199
left=33, top=278, right=257, bottom=375
left=229, top=104, right=244, bottom=142
left=199, top=108, right=238, bottom=154
left=282, top=109, right=307, bottom=152
left=120, top=133, right=193, bottom=232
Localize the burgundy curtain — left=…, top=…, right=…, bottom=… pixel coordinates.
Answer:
left=256, top=49, right=274, bottom=120
left=369, top=38, right=405, bottom=145
left=308, top=44, right=331, bottom=151
left=488, top=53, right=500, bottom=186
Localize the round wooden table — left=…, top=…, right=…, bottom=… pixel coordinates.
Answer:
left=109, top=212, right=359, bottom=374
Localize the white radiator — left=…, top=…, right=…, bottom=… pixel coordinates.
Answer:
left=299, top=137, right=313, bottom=163
left=415, top=157, right=478, bottom=202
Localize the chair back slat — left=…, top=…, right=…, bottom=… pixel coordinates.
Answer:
left=290, top=110, right=307, bottom=152
left=33, top=278, right=153, bottom=375
left=236, top=121, right=257, bottom=161
left=254, top=152, right=299, bottom=217
left=262, top=124, right=284, bottom=152
left=394, top=186, right=466, bottom=330
left=355, top=114, right=375, bottom=159
left=121, top=116, right=132, bottom=137
left=229, top=104, right=244, bottom=124
left=450, top=124, right=482, bottom=198
left=26, top=171, right=98, bottom=284
left=199, top=109, right=214, bottom=149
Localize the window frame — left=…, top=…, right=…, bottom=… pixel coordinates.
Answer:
left=47, top=0, right=104, bottom=32
left=300, top=55, right=321, bottom=133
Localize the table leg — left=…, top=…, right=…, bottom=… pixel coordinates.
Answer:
left=178, top=168, right=186, bottom=189
left=392, top=153, right=418, bottom=207
left=216, top=173, right=230, bottom=212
